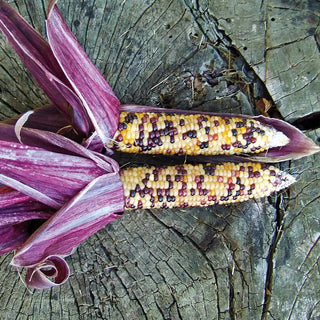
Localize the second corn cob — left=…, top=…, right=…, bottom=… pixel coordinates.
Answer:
left=110, top=112, right=289, bottom=156
left=120, top=162, right=295, bottom=210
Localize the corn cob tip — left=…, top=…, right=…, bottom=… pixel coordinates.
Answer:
left=274, top=170, right=296, bottom=191
left=269, top=129, right=290, bottom=148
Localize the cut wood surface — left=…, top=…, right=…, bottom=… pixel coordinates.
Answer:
left=0, top=0, right=319, bottom=319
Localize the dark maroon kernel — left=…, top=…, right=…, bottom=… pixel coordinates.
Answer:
left=220, top=196, right=225, bottom=201
left=229, top=183, right=235, bottom=190
left=248, top=190, right=252, bottom=195
left=170, top=136, right=175, bottom=143
left=150, top=196, right=155, bottom=202
left=199, top=175, right=204, bottom=183
left=150, top=117, right=158, bottom=123
left=202, top=116, right=208, bottom=122
left=173, top=128, right=178, bottom=135
left=154, top=137, right=159, bottom=144
left=159, top=129, right=165, bottom=136
left=138, top=200, right=143, bottom=209
left=270, top=170, right=276, bottom=176
left=225, top=118, right=230, bottom=124
left=214, top=120, right=219, bottom=126
left=149, top=131, right=155, bottom=139
left=248, top=166, right=253, bottom=171
left=130, top=190, right=136, bottom=197
left=152, top=123, right=158, bottom=131
left=158, top=139, right=163, bottom=146
left=225, top=144, right=230, bottom=150
left=250, top=137, right=257, bottom=144
left=169, top=181, right=173, bottom=189
left=154, top=174, right=159, bottom=181
left=165, top=189, right=170, bottom=196
left=175, top=175, right=180, bottom=182
left=249, top=172, right=254, bottom=178
left=254, top=171, right=260, bottom=178
left=250, top=184, right=256, bottom=190
left=243, top=133, right=249, bottom=140
left=202, top=189, right=208, bottom=195
left=116, top=134, right=123, bottom=142
left=233, top=196, right=237, bottom=200
left=197, top=182, right=202, bottom=189
left=182, top=182, right=187, bottom=190
left=182, top=133, right=187, bottom=140
left=139, top=131, right=144, bottom=139
left=236, top=177, right=241, bottom=184
left=240, top=166, right=245, bottom=172
left=190, top=188, right=196, bottom=196
left=139, top=190, right=145, bottom=198
left=139, top=124, right=144, bottom=132
left=126, top=143, right=132, bottom=148
left=157, top=188, right=162, bottom=196
left=179, top=119, right=185, bottom=126
left=166, top=175, right=171, bottom=181
left=228, top=190, right=232, bottom=196
left=240, top=184, right=245, bottom=190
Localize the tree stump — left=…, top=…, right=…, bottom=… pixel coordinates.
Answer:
left=0, top=1, right=319, bottom=319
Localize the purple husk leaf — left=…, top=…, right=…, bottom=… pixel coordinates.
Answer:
left=46, top=3, right=120, bottom=145
left=120, top=105, right=320, bottom=162
left=0, top=121, right=124, bottom=288
left=12, top=172, right=123, bottom=289
left=0, top=187, right=53, bottom=226
left=25, top=255, right=70, bottom=289
left=0, top=0, right=90, bottom=135
left=0, top=124, right=119, bottom=209
left=0, top=222, right=31, bottom=255
left=0, top=187, right=52, bottom=255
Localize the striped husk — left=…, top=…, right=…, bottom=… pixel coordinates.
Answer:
left=110, top=111, right=289, bottom=156
left=120, top=162, right=295, bottom=210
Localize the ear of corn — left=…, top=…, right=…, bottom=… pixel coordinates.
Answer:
left=110, top=112, right=289, bottom=156
left=120, top=162, right=295, bottom=210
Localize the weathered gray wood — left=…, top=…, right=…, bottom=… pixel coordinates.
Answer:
left=0, top=0, right=319, bottom=319
left=186, top=0, right=320, bottom=121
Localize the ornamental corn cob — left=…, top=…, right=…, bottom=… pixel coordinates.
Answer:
left=110, top=112, right=289, bottom=156
left=120, top=162, right=295, bottom=210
